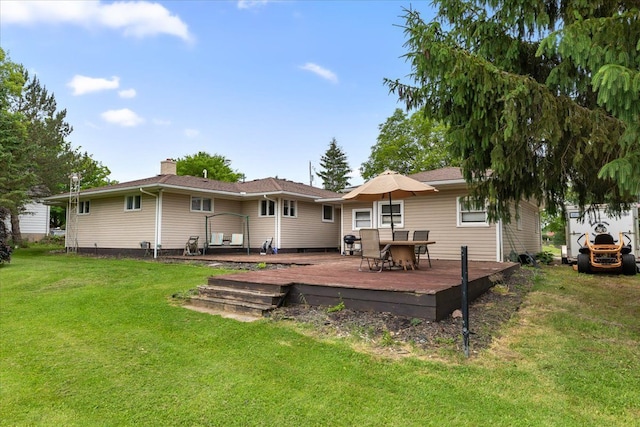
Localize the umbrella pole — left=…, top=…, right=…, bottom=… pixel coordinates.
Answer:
left=389, top=192, right=394, bottom=236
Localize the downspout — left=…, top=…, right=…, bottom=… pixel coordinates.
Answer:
left=496, top=218, right=503, bottom=262
left=140, top=188, right=160, bottom=259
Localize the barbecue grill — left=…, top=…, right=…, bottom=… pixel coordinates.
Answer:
left=343, top=234, right=361, bottom=256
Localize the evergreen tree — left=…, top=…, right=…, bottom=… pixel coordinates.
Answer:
left=385, top=1, right=640, bottom=220
left=317, top=138, right=351, bottom=192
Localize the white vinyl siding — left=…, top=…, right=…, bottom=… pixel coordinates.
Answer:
left=279, top=200, right=338, bottom=249
left=76, top=195, right=155, bottom=248
left=502, top=201, right=542, bottom=259
left=343, top=189, right=499, bottom=261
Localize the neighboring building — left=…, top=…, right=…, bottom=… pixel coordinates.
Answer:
left=333, top=167, right=542, bottom=262
left=44, top=160, right=342, bottom=257
left=3, top=201, right=51, bottom=242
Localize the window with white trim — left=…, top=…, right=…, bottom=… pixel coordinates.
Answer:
left=78, top=200, right=90, bottom=215
left=379, top=201, right=404, bottom=229
left=283, top=199, right=297, bottom=217
left=457, top=197, right=488, bottom=226
left=191, top=196, right=212, bottom=212
left=125, top=195, right=141, bottom=211
left=259, top=199, right=275, bottom=217
left=322, top=205, right=334, bottom=222
left=352, top=209, right=372, bottom=230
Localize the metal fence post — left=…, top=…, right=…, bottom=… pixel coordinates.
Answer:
left=461, top=245, right=469, bottom=357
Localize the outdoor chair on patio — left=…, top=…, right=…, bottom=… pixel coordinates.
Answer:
left=183, top=236, right=200, bottom=256
left=359, top=229, right=392, bottom=272
left=393, top=230, right=409, bottom=241
left=413, top=230, right=431, bottom=267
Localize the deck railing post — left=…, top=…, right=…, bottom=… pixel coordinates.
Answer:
left=461, top=245, right=470, bottom=357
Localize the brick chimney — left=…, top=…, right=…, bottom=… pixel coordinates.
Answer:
left=160, top=159, right=177, bottom=175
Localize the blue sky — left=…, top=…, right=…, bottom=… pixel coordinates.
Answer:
left=1, top=0, right=435, bottom=187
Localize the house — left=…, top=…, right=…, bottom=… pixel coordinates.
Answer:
left=334, top=167, right=542, bottom=262
left=3, top=200, right=51, bottom=242
left=44, top=160, right=343, bottom=257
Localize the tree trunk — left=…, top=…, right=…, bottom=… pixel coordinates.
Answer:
left=10, top=210, right=23, bottom=247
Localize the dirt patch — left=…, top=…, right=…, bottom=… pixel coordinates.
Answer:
left=268, top=268, right=537, bottom=359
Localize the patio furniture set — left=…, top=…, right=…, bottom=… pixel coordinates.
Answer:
left=359, top=228, right=435, bottom=272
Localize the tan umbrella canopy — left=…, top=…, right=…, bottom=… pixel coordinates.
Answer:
left=342, top=170, right=438, bottom=234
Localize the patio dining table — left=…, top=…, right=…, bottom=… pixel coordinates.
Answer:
left=379, top=240, right=436, bottom=270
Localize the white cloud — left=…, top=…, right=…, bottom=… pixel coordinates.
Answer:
left=152, top=118, right=171, bottom=126
left=299, top=62, right=338, bottom=84
left=118, top=88, right=137, bottom=98
left=1, top=1, right=192, bottom=42
left=184, top=128, right=199, bottom=138
left=68, top=75, right=119, bottom=95
left=101, top=108, right=144, bottom=127
left=237, top=0, right=270, bottom=10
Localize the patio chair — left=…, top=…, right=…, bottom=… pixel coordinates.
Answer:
left=230, top=233, right=244, bottom=246
left=359, top=229, right=392, bottom=272
left=183, top=236, right=200, bottom=256
left=393, top=230, right=409, bottom=241
left=210, top=232, right=224, bottom=246
left=413, top=230, right=431, bottom=267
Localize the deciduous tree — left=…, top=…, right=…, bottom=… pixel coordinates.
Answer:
left=176, top=151, right=243, bottom=182
left=317, top=138, right=351, bottom=191
left=385, top=1, right=640, bottom=220
left=360, top=108, right=457, bottom=180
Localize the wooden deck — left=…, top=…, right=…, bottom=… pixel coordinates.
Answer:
left=175, top=253, right=519, bottom=321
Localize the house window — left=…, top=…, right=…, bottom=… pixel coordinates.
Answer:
left=78, top=200, right=90, bottom=215
left=283, top=200, right=297, bottom=217
left=457, top=197, right=488, bottom=226
left=125, top=195, right=141, bottom=211
left=379, top=201, right=404, bottom=229
left=191, top=196, right=212, bottom=212
left=259, top=199, right=275, bottom=217
left=352, top=209, right=372, bottom=230
left=322, top=205, right=334, bottom=222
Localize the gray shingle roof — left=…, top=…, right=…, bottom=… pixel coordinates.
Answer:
left=47, top=174, right=341, bottom=200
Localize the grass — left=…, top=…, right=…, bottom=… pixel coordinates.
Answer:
left=1, top=247, right=639, bottom=426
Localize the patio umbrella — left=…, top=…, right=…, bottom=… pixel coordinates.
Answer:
left=342, top=170, right=438, bottom=235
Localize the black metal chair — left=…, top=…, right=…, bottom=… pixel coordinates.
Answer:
left=393, top=230, right=409, bottom=241
left=413, top=230, right=431, bottom=267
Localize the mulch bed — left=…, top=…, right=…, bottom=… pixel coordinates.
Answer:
left=268, top=267, right=537, bottom=358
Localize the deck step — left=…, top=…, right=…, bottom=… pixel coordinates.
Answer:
left=188, top=295, right=275, bottom=317
left=197, top=285, right=286, bottom=306
left=207, top=277, right=289, bottom=294
left=191, top=283, right=289, bottom=317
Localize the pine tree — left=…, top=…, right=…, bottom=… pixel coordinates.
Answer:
left=385, top=1, right=640, bottom=220
left=317, top=138, right=351, bottom=192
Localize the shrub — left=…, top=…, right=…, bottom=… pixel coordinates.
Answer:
left=0, top=240, right=12, bottom=264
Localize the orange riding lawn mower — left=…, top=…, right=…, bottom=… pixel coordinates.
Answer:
left=575, top=232, right=637, bottom=275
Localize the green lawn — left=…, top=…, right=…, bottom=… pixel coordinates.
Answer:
left=1, top=247, right=639, bottom=426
